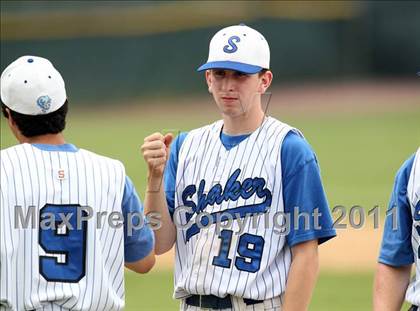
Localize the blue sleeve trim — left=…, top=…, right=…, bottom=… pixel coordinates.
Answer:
left=124, top=227, right=154, bottom=263
left=32, top=143, right=78, bottom=152
left=378, top=256, right=414, bottom=268
left=378, top=153, right=415, bottom=266
left=122, top=176, right=155, bottom=262
left=287, top=229, right=337, bottom=247
left=121, top=175, right=135, bottom=209
left=281, top=131, right=316, bottom=180
left=281, top=132, right=336, bottom=247
left=164, top=132, right=188, bottom=217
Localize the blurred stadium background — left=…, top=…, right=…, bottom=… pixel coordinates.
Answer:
left=1, top=1, right=420, bottom=310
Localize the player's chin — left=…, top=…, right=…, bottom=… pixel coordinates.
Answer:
left=220, top=97, right=241, bottom=107
left=217, top=102, right=241, bottom=114
left=221, top=108, right=247, bottom=118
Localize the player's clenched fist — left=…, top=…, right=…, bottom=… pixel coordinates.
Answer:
left=141, top=132, right=173, bottom=177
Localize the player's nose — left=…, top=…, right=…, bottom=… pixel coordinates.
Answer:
left=221, top=75, right=235, bottom=92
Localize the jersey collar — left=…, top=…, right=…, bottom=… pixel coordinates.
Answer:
left=31, top=143, right=78, bottom=152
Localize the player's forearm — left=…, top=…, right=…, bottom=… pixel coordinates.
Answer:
left=373, top=263, right=411, bottom=311
left=144, top=176, right=176, bottom=255
left=141, top=132, right=175, bottom=254
left=282, top=241, right=319, bottom=311
left=125, top=250, right=156, bottom=274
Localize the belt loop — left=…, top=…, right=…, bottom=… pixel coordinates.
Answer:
left=199, top=295, right=202, bottom=308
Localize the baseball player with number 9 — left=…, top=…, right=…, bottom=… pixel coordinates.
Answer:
left=142, top=24, right=336, bottom=310
left=0, top=56, right=155, bottom=310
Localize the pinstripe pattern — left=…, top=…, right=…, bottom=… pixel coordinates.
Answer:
left=229, top=119, right=281, bottom=297
left=186, top=137, right=222, bottom=293
left=225, top=119, right=275, bottom=296
left=1, top=156, right=15, bottom=309
left=202, top=140, right=240, bottom=294
left=3, top=150, right=20, bottom=310
left=240, top=124, right=290, bottom=300
left=60, top=152, right=75, bottom=308
left=406, top=147, right=420, bottom=306
left=173, top=124, right=218, bottom=298
left=0, top=144, right=126, bottom=310
left=22, top=145, right=37, bottom=308
left=259, top=126, right=294, bottom=302
left=214, top=126, right=258, bottom=299
left=172, top=117, right=296, bottom=301
left=49, top=151, right=58, bottom=302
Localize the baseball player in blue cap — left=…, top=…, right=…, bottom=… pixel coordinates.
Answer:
left=141, top=24, right=336, bottom=310
left=374, top=148, right=420, bottom=311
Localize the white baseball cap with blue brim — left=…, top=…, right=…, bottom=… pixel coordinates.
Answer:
left=197, top=24, right=270, bottom=74
left=1, top=55, right=67, bottom=115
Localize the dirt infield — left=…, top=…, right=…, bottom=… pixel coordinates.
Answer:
left=318, top=223, right=383, bottom=272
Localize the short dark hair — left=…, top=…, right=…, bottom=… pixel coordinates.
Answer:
left=1, top=100, right=68, bottom=137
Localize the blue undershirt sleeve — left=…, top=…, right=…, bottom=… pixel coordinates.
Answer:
left=122, top=175, right=154, bottom=263
left=378, top=154, right=415, bottom=267
left=282, top=131, right=337, bottom=247
left=164, top=132, right=188, bottom=217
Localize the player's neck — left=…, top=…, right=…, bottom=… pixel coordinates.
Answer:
left=19, top=133, right=66, bottom=145
left=222, top=108, right=265, bottom=135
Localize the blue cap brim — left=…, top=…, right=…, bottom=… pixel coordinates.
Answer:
left=197, top=61, right=263, bottom=74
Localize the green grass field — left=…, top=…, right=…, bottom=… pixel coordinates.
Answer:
left=124, top=269, right=391, bottom=311
left=1, top=103, right=419, bottom=310
left=3, top=105, right=418, bottom=208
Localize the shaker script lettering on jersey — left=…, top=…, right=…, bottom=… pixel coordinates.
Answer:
left=181, top=168, right=272, bottom=241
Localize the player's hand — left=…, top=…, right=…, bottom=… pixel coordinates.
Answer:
left=141, top=132, right=173, bottom=179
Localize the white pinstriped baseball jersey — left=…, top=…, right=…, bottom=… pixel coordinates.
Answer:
left=406, top=147, right=420, bottom=306
left=0, top=143, right=126, bottom=311
left=173, top=117, right=296, bottom=300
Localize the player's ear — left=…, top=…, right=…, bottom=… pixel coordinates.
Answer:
left=258, top=70, right=273, bottom=94
left=205, top=70, right=213, bottom=92
left=5, top=108, right=15, bottom=127
left=5, top=108, right=23, bottom=142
